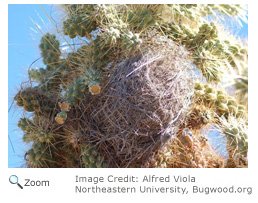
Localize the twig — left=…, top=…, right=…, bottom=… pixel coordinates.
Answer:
left=126, top=55, right=162, bottom=77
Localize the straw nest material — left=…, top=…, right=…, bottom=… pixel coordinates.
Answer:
left=68, top=35, right=194, bottom=167
left=147, top=132, right=225, bottom=168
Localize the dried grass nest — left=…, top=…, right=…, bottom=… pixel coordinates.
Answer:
left=75, top=35, right=195, bottom=167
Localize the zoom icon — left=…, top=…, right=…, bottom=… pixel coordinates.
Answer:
left=9, top=175, right=23, bottom=189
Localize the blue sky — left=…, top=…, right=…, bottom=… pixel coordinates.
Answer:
left=8, top=4, right=58, bottom=167
left=8, top=4, right=248, bottom=168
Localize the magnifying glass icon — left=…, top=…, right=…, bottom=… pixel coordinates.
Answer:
left=9, top=175, right=23, bottom=189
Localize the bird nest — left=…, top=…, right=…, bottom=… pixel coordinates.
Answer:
left=73, top=35, right=194, bottom=167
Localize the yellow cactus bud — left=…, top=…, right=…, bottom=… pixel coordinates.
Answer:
left=58, top=102, right=70, bottom=112
left=55, top=117, right=65, bottom=125
left=88, top=81, right=101, bottom=95
left=90, top=86, right=101, bottom=95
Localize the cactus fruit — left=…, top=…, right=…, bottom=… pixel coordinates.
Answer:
left=88, top=81, right=101, bottom=95
left=55, top=111, right=67, bottom=124
left=58, top=102, right=70, bottom=112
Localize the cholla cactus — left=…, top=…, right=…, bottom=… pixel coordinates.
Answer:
left=220, top=116, right=248, bottom=167
left=234, top=68, right=248, bottom=105
left=14, top=87, right=56, bottom=114
left=81, top=143, right=107, bottom=168
left=194, top=82, right=247, bottom=118
left=13, top=4, right=248, bottom=168
left=39, top=33, right=61, bottom=66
